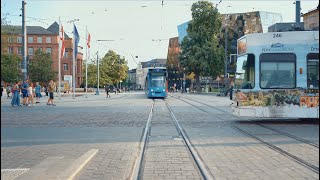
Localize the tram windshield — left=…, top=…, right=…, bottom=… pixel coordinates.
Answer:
left=235, top=54, right=255, bottom=89
left=150, top=76, right=165, bottom=87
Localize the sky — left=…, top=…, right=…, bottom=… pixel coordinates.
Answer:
left=1, top=0, right=319, bottom=69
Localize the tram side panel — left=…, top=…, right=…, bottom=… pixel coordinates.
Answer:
left=232, top=31, right=319, bottom=118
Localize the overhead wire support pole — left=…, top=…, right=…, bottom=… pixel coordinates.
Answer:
left=85, top=26, right=88, bottom=98
left=72, top=23, right=76, bottom=99
left=58, top=16, right=61, bottom=100
left=96, top=51, right=100, bottom=95
left=22, top=0, right=27, bottom=81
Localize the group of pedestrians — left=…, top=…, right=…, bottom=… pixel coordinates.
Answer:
left=8, top=79, right=56, bottom=107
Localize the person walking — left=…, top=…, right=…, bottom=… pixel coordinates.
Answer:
left=27, top=82, right=35, bottom=106
left=47, top=80, right=56, bottom=106
left=11, top=81, right=21, bottom=106
left=105, top=85, right=111, bottom=98
left=6, top=85, right=11, bottom=99
left=21, top=79, right=29, bottom=106
left=35, top=82, right=41, bottom=103
left=229, top=81, right=234, bottom=100
left=1, top=85, right=3, bottom=103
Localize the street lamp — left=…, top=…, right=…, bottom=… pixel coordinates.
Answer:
left=95, top=51, right=100, bottom=95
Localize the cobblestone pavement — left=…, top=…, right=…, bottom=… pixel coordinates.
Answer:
left=142, top=99, right=201, bottom=180
left=167, top=95, right=319, bottom=180
left=1, top=93, right=151, bottom=179
left=1, top=92, right=319, bottom=179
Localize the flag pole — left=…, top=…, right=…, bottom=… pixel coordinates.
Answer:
left=72, top=23, right=76, bottom=99
left=58, top=17, right=61, bottom=100
left=85, top=26, right=88, bottom=98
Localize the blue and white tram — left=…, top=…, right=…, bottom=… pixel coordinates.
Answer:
left=233, top=31, right=319, bottom=118
left=145, top=67, right=168, bottom=98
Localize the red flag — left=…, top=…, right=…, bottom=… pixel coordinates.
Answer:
left=87, top=33, right=91, bottom=48
left=60, top=25, right=65, bottom=59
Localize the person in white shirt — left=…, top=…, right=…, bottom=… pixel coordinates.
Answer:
left=27, top=82, right=35, bottom=106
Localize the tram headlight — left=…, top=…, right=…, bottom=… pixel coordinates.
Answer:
left=151, top=89, right=154, bottom=92
left=163, top=89, right=165, bottom=92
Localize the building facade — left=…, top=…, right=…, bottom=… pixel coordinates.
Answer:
left=302, top=7, right=319, bottom=31
left=166, top=37, right=188, bottom=90
left=128, top=68, right=136, bottom=90
left=1, top=22, right=83, bottom=87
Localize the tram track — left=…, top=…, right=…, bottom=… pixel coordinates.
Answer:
left=171, top=95, right=319, bottom=174
left=174, top=95, right=319, bottom=148
left=131, top=99, right=214, bottom=180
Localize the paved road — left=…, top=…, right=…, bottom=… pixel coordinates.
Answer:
left=1, top=92, right=319, bottom=179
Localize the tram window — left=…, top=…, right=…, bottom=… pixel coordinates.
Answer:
left=150, top=76, right=165, bottom=87
left=235, top=54, right=255, bottom=89
left=307, top=53, right=319, bottom=89
left=260, top=53, right=296, bottom=89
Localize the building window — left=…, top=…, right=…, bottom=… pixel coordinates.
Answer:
left=46, top=37, right=51, bottom=43
left=38, top=48, right=43, bottom=52
left=17, top=37, right=22, bottom=43
left=307, top=53, right=319, bottom=89
left=63, top=63, right=68, bottom=71
left=64, top=50, right=68, bottom=58
left=46, top=48, right=52, bottom=54
left=28, top=37, right=33, bottom=43
left=37, top=37, right=42, bottom=43
left=28, top=48, right=34, bottom=56
left=17, top=47, right=22, bottom=55
left=8, top=37, right=14, bottom=43
left=8, top=47, right=13, bottom=54
left=260, top=53, right=296, bottom=89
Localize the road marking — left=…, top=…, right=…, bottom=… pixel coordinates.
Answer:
left=58, top=148, right=99, bottom=180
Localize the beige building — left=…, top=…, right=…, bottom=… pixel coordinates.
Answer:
left=302, top=7, right=319, bottom=31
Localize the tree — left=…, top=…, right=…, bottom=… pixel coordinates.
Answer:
left=28, top=49, right=57, bottom=84
left=83, top=50, right=129, bottom=88
left=179, top=1, right=224, bottom=93
left=1, top=54, right=21, bottom=83
left=99, top=50, right=128, bottom=87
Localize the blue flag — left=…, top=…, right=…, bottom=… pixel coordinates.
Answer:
left=73, top=24, right=80, bottom=58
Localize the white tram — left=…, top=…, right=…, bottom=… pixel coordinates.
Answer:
left=232, top=31, right=319, bottom=118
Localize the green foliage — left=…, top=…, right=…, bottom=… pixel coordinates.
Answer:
left=179, top=1, right=224, bottom=92
left=83, top=50, right=129, bottom=87
left=100, top=50, right=128, bottom=86
left=83, top=61, right=97, bottom=87
left=28, top=49, right=57, bottom=83
left=1, top=54, right=21, bottom=82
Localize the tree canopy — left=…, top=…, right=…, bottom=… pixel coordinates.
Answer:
left=28, top=49, right=57, bottom=84
left=179, top=1, right=224, bottom=92
left=1, top=54, right=21, bottom=83
left=83, top=50, right=128, bottom=87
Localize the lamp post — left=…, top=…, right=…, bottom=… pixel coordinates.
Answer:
left=183, top=68, right=186, bottom=93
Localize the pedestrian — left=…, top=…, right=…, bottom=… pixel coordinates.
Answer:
left=45, top=86, right=48, bottom=96
left=6, top=85, right=11, bottom=99
left=1, top=85, right=3, bottom=102
left=47, top=80, right=56, bottom=106
left=114, top=87, right=117, bottom=95
left=27, top=82, right=35, bottom=106
left=11, top=81, right=21, bottom=106
left=21, top=79, right=29, bottom=106
left=229, top=81, right=234, bottom=100
left=35, top=82, right=41, bottom=103
left=105, top=85, right=111, bottom=98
